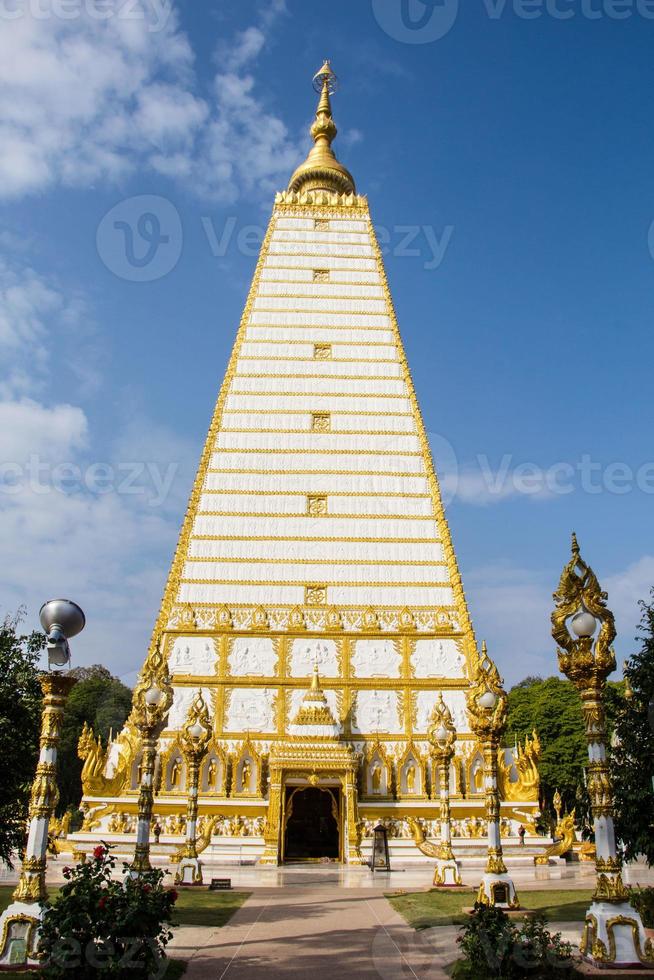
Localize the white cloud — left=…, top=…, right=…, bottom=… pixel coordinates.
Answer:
left=0, top=246, right=195, bottom=684
left=0, top=1, right=303, bottom=203
left=464, top=554, right=654, bottom=687
left=605, top=555, right=654, bottom=655
left=0, top=398, right=88, bottom=463
left=464, top=562, right=556, bottom=685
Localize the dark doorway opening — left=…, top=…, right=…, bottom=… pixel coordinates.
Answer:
left=284, top=787, right=340, bottom=861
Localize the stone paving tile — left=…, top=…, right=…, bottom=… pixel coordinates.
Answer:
left=170, top=887, right=455, bottom=979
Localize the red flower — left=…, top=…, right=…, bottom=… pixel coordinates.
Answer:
left=142, top=883, right=152, bottom=893
left=98, top=897, right=106, bottom=910
left=168, top=889, right=178, bottom=903
left=62, top=866, right=71, bottom=877
left=93, top=846, right=105, bottom=860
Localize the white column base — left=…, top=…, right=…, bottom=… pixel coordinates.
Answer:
left=0, top=901, right=43, bottom=967
left=581, top=901, right=654, bottom=967
left=434, top=858, right=462, bottom=887
left=477, top=873, right=519, bottom=909
left=175, top=857, right=203, bottom=886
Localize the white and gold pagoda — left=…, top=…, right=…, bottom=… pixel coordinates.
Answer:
left=75, top=62, right=541, bottom=865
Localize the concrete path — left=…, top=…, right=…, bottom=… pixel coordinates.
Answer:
left=169, top=886, right=455, bottom=979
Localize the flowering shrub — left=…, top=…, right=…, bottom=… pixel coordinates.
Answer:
left=453, top=903, right=575, bottom=979
left=38, top=843, right=178, bottom=978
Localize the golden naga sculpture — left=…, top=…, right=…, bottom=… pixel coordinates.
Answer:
left=534, top=811, right=576, bottom=865
left=172, top=816, right=220, bottom=863
left=78, top=722, right=133, bottom=797
left=407, top=817, right=442, bottom=860
left=498, top=731, right=541, bottom=803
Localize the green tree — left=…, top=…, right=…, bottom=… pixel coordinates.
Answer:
left=57, top=665, right=132, bottom=815
left=506, top=676, right=587, bottom=818
left=507, top=674, right=624, bottom=832
left=612, top=591, right=654, bottom=865
left=0, top=612, right=44, bottom=865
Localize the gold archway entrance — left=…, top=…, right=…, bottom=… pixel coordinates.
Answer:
left=259, top=741, right=363, bottom=866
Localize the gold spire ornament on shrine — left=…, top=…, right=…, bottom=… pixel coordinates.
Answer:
left=287, top=60, right=356, bottom=196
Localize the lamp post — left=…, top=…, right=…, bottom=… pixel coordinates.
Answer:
left=175, top=692, right=211, bottom=885
left=0, top=599, right=85, bottom=968
left=427, top=693, right=462, bottom=886
left=126, top=642, right=173, bottom=880
left=552, top=534, right=653, bottom=967
left=466, top=643, right=519, bottom=909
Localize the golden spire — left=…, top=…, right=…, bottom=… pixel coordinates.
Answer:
left=287, top=60, right=356, bottom=196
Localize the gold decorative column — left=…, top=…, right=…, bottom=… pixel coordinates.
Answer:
left=175, top=692, right=211, bottom=885
left=553, top=535, right=653, bottom=967
left=466, top=644, right=519, bottom=909
left=428, top=693, right=462, bottom=886
left=126, top=643, right=173, bottom=879
left=0, top=673, right=76, bottom=967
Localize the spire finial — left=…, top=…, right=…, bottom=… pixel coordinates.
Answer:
left=287, top=61, right=356, bottom=196
left=311, top=663, right=321, bottom=691
left=571, top=531, right=580, bottom=557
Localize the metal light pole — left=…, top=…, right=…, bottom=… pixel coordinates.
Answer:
left=175, top=692, right=211, bottom=885
left=126, top=642, right=173, bottom=880
left=0, top=599, right=85, bottom=968
left=428, top=694, right=462, bottom=886
left=552, top=534, right=653, bottom=968
left=466, top=643, right=519, bottom=909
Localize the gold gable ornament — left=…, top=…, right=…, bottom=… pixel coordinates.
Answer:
left=177, top=604, right=197, bottom=630
left=250, top=607, right=269, bottom=632
left=216, top=605, right=233, bottom=631
left=288, top=606, right=306, bottom=630
left=361, top=608, right=380, bottom=633
left=325, top=607, right=343, bottom=632
left=399, top=608, right=416, bottom=633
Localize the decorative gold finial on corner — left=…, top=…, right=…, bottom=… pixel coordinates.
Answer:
left=571, top=531, right=580, bottom=557
left=287, top=60, right=356, bottom=197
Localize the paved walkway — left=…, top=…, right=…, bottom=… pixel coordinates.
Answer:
left=169, top=885, right=455, bottom=979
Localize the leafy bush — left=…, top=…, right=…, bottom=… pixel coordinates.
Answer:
left=39, top=844, right=178, bottom=979
left=453, top=903, right=575, bottom=979
left=631, top=886, right=654, bottom=928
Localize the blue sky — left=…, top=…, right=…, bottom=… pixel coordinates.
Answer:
left=1, top=0, right=653, bottom=686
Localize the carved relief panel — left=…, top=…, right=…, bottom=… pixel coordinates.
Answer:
left=228, top=637, right=278, bottom=677
left=351, top=638, right=401, bottom=678
left=351, top=690, right=402, bottom=735
left=168, top=637, right=218, bottom=676
left=168, top=686, right=214, bottom=731
left=410, top=639, right=466, bottom=679
left=224, top=688, right=277, bottom=733
left=289, top=638, right=339, bottom=677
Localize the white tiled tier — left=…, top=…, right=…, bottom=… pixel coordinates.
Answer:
left=175, top=209, right=457, bottom=615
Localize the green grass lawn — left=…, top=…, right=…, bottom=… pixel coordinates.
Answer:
left=0, top=884, right=250, bottom=929
left=387, top=888, right=594, bottom=930
left=173, top=888, right=250, bottom=927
